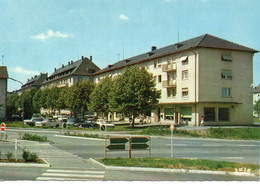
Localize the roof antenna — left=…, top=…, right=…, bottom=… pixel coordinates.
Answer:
left=122, top=42, right=125, bottom=60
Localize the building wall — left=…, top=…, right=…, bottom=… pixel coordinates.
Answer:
left=198, top=48, right=254, bottom=124
left=0, top=78, right=7, bottom=120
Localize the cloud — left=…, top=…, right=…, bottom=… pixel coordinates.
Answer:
left=31, top=30, right=74, bottom=41
left=119, top=14, right=129, bottom=20
left=10, top=66, right=40, bottom=75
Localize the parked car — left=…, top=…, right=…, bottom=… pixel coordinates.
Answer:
left=96, top=119, right=115, bottom=131
left=24, top=117, right=43, bottom=127
left=35, top=118, right=62, bottom=128
left=65, top=118, right=81, bottom=127
left=80, top=119, right=98, bottom=129
left=57, top=115, right=69, bottom=122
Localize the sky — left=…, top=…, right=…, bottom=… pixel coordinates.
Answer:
left=1, top=0, right=259, bottom=91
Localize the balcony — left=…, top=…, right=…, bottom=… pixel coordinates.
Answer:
left=162, top=63, right=177, bottom=72
left=162, top=80, right=176, bottom=88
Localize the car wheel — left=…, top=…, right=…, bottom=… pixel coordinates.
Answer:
left=100, top=125, right=106, bottom=131
left=56, top=124, right=59, bottom=128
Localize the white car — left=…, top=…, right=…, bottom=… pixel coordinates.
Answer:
left=96, top=119, right=115, bottom=131
left=35, top=118, right=61, bottom=128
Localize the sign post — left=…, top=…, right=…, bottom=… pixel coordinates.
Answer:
left=170, top=124, right=174, bottom=158
left=1, top=123, right=6, bottom=132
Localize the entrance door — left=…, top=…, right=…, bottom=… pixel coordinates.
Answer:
left=158, top=108, right=161, bottom=122
left=175, top=112, right=179, bottom=124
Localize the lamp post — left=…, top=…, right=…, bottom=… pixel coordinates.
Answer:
left=8, top=78, right=24, bottom=125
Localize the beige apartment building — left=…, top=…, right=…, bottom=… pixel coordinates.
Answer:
left=0, top=66, right=8, bottom=120
left=94, top=34, right=258, bottom=126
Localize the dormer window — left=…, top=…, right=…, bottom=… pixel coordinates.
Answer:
left=221, top=53, right=232, bottom=61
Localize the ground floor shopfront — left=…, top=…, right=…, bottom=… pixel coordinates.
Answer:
left=151, top=102, right=252, bottom=126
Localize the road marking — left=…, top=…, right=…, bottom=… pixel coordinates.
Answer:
left=36, top=168, right=105, bottom=181
left=42, top=173, right=104, bottom=178
left=36, top=177, right=96, bottom=181
left=55, top=134, right=105, bottom=141
left=47, top=169, right=105, bottom=174
left=165, top=144, right=187, bottom=146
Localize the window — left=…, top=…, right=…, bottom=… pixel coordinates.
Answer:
left=181, top=56, right=189, bottom=65
left=221, top=53, right=232, bottom=62
left=222, top=88, right=231, bottom=97
left=167, top=88, right=176, bottom=98
left=182, top=70, right=188, bottom=80
left=204, top=107, right=216, bottom=121
left=182, top=88, right=188, bottom=97
left=158, top=75, right=162, bottom=83
left=218, top=108, right=229, bottom=121
left=221, top=70, right=232, bottom=79
left=154, top=61, right=157, bottom=69
left=165, top=108, right=174, bottom=120
left=181, top=107, right=192, bottom=122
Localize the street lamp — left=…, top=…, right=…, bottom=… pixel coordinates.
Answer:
left=8, top=77, right=24, bottom=124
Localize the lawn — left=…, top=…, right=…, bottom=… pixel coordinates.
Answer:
left=100, top=157, right=259, bottom=175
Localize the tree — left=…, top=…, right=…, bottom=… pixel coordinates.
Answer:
left=7, top=94, right=20, bottom=117
left=64, top=80, right=94, bottom=117
left=254, top=99, right=260, bottom=118
left=89, top=76, right=113, bottom=117
left=109, top=66, right=161, bottom=127
left=18, top=88, right=38, bottom=119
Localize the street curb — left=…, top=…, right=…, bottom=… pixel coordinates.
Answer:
left=0, top=158, right=51, bottom=168
left=88, top=158, right=258, bottom=177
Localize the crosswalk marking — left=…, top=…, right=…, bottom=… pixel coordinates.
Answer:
left=47, top=169, right=105, bottom=174
left=36, top=168, right=105, bottom=181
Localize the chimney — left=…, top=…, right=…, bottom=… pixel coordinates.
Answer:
left=82, top=56, right=84, bottom=60
left=62, top=64, right=64, bottom=68
left=90, top=56, right=93, bottom=62
left=71, top=60, right=73, bottom=64
left=54, top=68, right=56, bottom=71
left=151, top=46, right=157, bottom=51
left=68, top=61, right=70, bottom=65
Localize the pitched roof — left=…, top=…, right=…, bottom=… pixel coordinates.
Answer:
left=43, top=56, right=100, bottom=84
left=21, top=73, right=48, bottom=89
left=0, top=66, right=8, bottom=79
left=94, top=34, right=258, bottom=75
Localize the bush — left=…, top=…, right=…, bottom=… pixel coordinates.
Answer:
left=22, top=133, right=48, bottom=142
left=0, top=150, right=2, bottom=159
left=6, top=152, right=13, bottom=160
left=22, top=149, right=38, bottom=162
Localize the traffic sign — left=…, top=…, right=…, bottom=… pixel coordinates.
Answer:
left=170, top=124, right=174, bottom=131
left=106, top=144, right=126, bottom=150
left=131, top=143, right=149, bottom=149
left=131, top=137, right=149, bottom=143
left=1, top=123, right=6, bottom=132
left=110, top=138, right=128, bottom=144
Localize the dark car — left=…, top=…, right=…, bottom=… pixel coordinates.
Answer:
left=81, top=119, right=98, bottom=129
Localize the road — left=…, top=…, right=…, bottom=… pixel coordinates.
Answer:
left=0, top=127, right=259, bottom=181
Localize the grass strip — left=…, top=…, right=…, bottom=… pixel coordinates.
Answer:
left=100, top=157, right=260, bottom=175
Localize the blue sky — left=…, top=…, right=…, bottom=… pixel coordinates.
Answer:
left=1, top=0, right=259, bottom=91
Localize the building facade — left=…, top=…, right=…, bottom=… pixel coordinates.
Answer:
left=253, top=85, right=260, bottom=118
left=94, top=34, right=258, bottom=126
left=0, top=66, right=8, bottom=120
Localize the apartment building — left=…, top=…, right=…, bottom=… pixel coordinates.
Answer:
left=94, top=34, right=258, bottom=126
left=40, top=56, right=100, bottom=89
left=18, top=73, right=48, bottom=93
left=253, top=85, right=260, bottom=118
left=0, top=66, right=8, bottom=120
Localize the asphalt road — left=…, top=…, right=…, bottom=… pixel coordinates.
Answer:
left=0, top=127, right=259, bottom=181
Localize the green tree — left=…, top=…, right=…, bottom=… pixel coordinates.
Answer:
left=254, top=99, right=260, bottom=117
left=46, top=86, right=61, bottom=113
left=18, top=88, right=38, bottom=119
left=64, top=80, right=94, bottom=116
left=7, top=94, right=20, bottom=117
left=109, top=66, right=161, bottom=127
left=89, top=76, right=113, bottom=117
left=56, top=87, right=68, bottom=113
